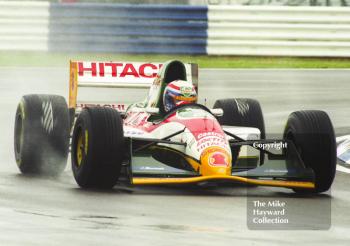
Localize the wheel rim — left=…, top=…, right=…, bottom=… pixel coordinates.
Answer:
left=76, top=128, right=84, bottom=167
left=15, top=113, right=23, bottom=155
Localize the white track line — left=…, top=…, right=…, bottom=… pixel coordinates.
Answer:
left=337, top=165, right=350, bottom=174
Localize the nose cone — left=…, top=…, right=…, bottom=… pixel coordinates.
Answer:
left=200, top=147, right=232, bottom=176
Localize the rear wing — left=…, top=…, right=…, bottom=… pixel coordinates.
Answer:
left=69, top=60, right=198, bottom=113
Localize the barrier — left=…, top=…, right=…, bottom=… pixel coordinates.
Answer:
left=207, top=5, right=350, bottom=56
left=207, top=0, right=350, bottom=6
left=0, top=1, right=208, bottom=54
left=0, top=1, right=350, bottom=57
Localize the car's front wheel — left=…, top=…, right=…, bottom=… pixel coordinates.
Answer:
left=71, top=107, right=124, bottom=189
left=284, top=110, right=336, bottom=193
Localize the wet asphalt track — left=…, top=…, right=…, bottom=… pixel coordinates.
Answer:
left=1, top=67, right=350, bottom=245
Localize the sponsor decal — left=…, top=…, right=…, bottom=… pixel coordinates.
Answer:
left=124, top=129, right=144, bottom=136
left=125, top=112, right=149, bottom=126
left=196, top=131, right=227, bottom=151
left=209, top=152, right=228, bottom=167
left=180, top=86, right=193, bottom=97
left=77, top=103, right=126, bottom=111
left=196, top=136, right=226, bottom=152
left=197, top=132, right=224, bottom=139
left=263, top=169, right=288, bottom=173
left=77, top=62, right=162, bottom=78
left=202, top=147, right=229, bottom=167
left=140, top=166, right=165, bottom=171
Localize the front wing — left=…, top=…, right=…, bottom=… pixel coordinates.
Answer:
left=124, top=137, right=315, bottom=190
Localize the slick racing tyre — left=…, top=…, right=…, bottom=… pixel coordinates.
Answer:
left=71, top=107, right=124, bottom=189
left=283, top=110, right=336, bottom=193
left=14, top=94, right=70, bottom=176
left=213, top=98, right=265, bottom=165
left=213, top=98, right=265, bottom=139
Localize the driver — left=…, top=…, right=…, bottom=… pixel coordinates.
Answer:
left=163, top=80, right=197, bottom=113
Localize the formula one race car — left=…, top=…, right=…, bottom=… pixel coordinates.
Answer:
left=13, top=60, right=336, bottom=194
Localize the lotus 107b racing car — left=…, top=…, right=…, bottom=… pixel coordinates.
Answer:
left=14, top=60, right=336, bottom=194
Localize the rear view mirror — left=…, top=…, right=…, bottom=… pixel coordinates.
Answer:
left=146, top=107, right=160, bottom=115
left=210, top=108, right=223, bottom=117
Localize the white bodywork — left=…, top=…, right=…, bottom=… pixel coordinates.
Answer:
left=124, top=107, right=261, bottom=163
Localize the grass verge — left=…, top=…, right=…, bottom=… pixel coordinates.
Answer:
left=0, top=51, right=349, bottom=68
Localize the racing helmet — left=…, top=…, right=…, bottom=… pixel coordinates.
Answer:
left=163, top=80, right=197, bottom=113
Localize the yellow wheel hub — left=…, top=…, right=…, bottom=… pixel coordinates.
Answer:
left=76, top=130, right=84, bottom=167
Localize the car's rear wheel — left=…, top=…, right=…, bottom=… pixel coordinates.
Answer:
left=213, top=98, right=265, bottom=165
left=283, top=110, right=336, bottom=193
left=71, top=107, right=124, bottom=189
left=213, top=98, right=265, bottom=139
left=14, top=94, right=70, bottom=176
